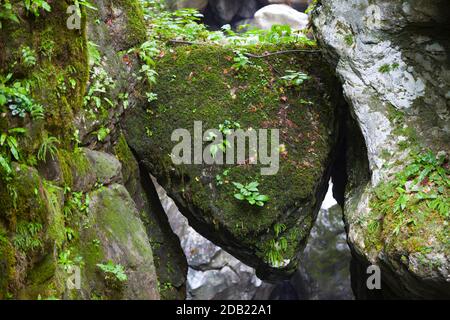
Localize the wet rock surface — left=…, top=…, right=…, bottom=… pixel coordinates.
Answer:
left=123, top=43, right=342, bottom=280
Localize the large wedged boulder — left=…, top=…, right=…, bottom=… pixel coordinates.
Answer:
left=123, top=43, right=343, bottom=280
left=312, top=0, right=450, bottom=298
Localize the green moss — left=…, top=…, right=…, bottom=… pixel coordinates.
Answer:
left=18, top=254, right=61, bottom=300
left=59, top=148, right=93, bottom=189
left=0, top=225, right=16, bottom=299
left=114, top=134, right=138, bottom=184
left=0, top=165, right=48, bottom=229
left=113, top=0, right=147, bottom=48
left=42, top=181, right=65, bottom=249
left=125, top=43, right=339, bottom=267
left=344, top=34, right=354, bottom=46
left=1, top=1, right=89, bottom=153
left=58, top=150, right=74, bottom=187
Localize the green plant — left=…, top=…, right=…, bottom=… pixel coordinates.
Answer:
left=39, top=38, right=55, bottom=60
left=0, top=74, right=44, bottom=119
left=87, top=41, right=101, bottom=66
left=92, top=239, right=101, bottom=248
left=95, top=126, right=110, bottom=142
left=158, top=281, right=174, bottom=293
left=83, top=63, right=116, bottom=119
left=280, top=70, right=310, bottom=87
left=118, top=92, right=129, bottom=109
left=0, top=1, right=19, bottom=29
left=0, top=127, right=27, bottom=175
left=305, top=0, right=319, bottom=14
left=140, top=1, right=316, bottom=48
left=207, top=120, right=241, bottom=157
left=13, top=221, right=43, bottom=252
left=1, top=127, right=26, bottom=161
left=233, top=181, right=269, bottom=207
left=266, top=224, right=288, bottom=268
left=21, top=46, right=37, bottom=67
left=24, top=0, right=51, bottom=17
left=63, top=188, right=90, bottom=217
left=232, top=50, right=252, bottom=71
left=274, top=223, right=287, bottom=238
left=344, top=34, right=354, bottom=46
left=258, top=24, right=312, bottom=45
left=58, top=249, right=74, bottom=271
left=38, top=134, right=59, bottom=161
left=368, top=150, right=449, bottom=252
left=379, top=64, right=391, bottom=73
left=73, top=0, right=97, bottom=17
left=65, top=227, right=76, bottom=242
left=216, top=168, right=230, bottom=186
left=145, top=92, right=158, bottom=103
left=97, top=261, right=128, bottom=283
left=130, top=40, right=160, bottom=85
left=147, top=7, right=207, bottom=42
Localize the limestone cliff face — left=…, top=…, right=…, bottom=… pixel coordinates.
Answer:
left=0, top=0, right=186, bottom=300
left=312, top=0, right=450, bottom=298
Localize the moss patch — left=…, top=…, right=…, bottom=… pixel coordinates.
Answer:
left=365, top=150, right=449, bottom=272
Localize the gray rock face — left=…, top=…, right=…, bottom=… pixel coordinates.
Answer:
left=237, top=0, right=260, bottom=19
left=84, top=149, right=123, bottom=185
left=153, top=178, right=273, bottom=300
left=313, top=0, right=450, bottom=299
left=209, top=0, right=242, bottom=24
left=292, top=205, right=353, bottom=300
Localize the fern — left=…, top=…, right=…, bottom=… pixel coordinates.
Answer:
left=38, top=134, right=59, bottom=161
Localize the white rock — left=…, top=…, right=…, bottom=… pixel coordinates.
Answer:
left=253, top=4, right=309, bottom=30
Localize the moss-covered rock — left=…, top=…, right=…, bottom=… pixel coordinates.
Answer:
left=0, top=0, right=164, bottom=300
left=114, top=134, right=188, bottom=300
left=123, top=43, right=342, bottom=279
left=84, top=148, right=123, bottom=185
left=74, top=184, right=160, bottom=300
left=0, top=0, right=89, bottom=146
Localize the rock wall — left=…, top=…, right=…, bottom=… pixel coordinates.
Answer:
left=312, top=0, right=450, bottom=299
left=0, top=0, right=186, bottom=300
